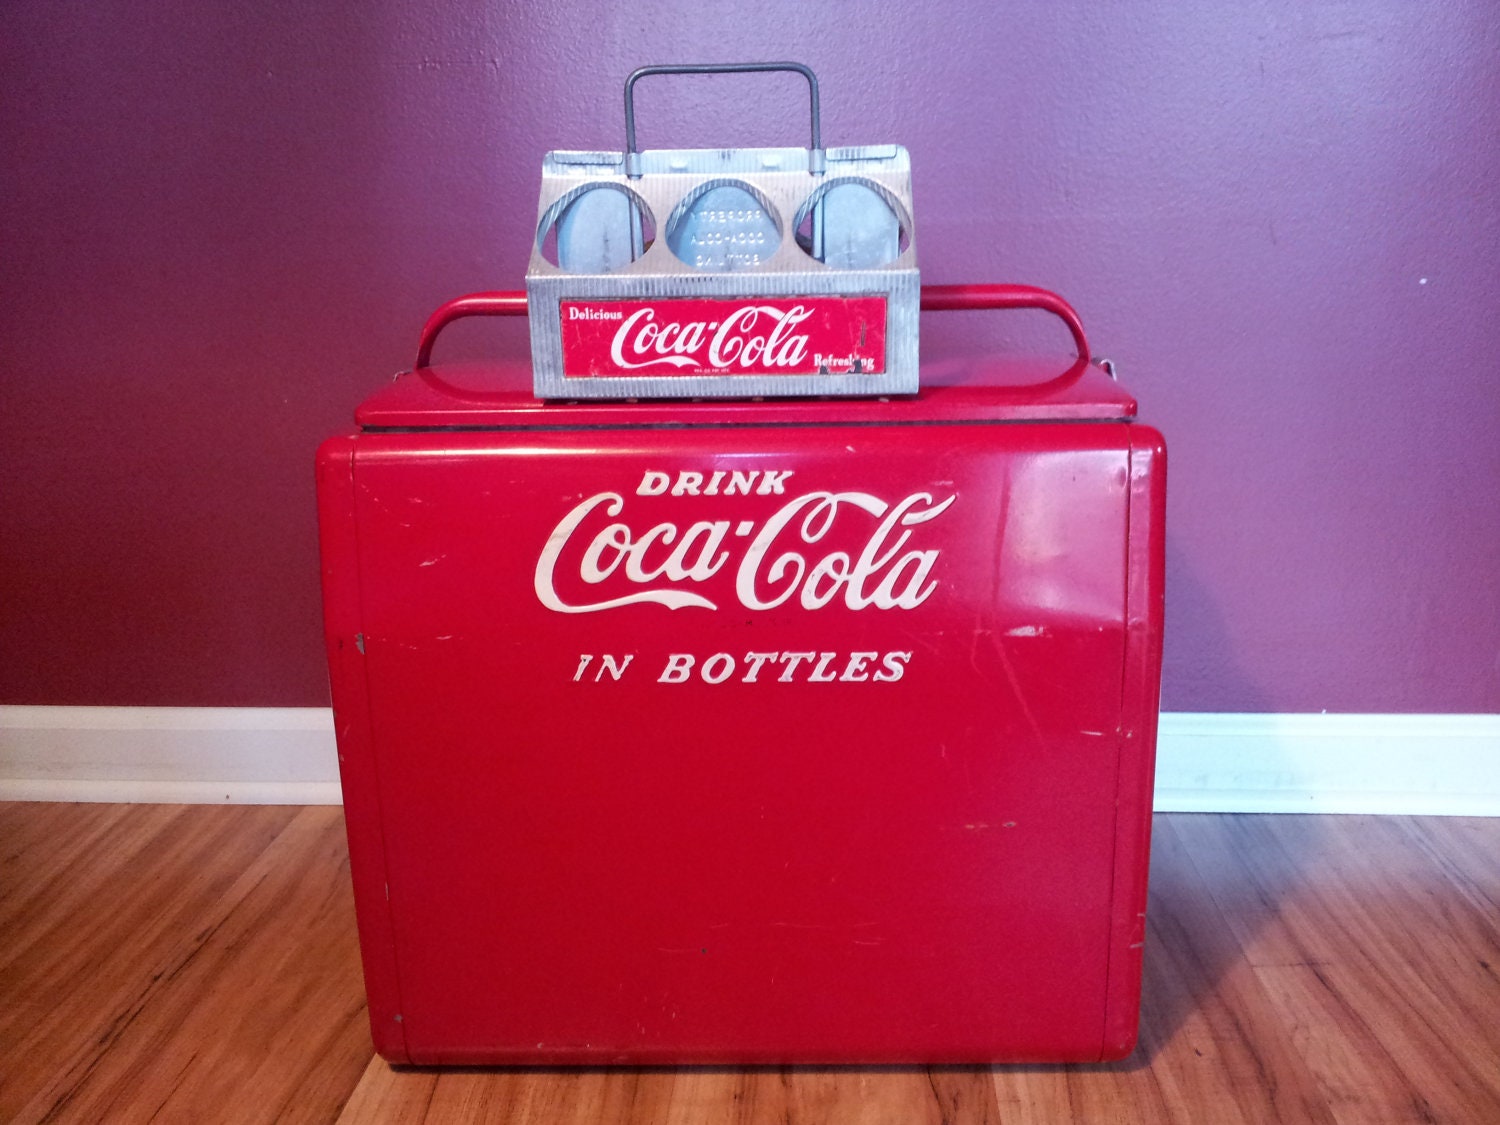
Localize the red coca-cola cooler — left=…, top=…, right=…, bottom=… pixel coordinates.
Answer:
left=316, top=282, right=1166, bottom=1065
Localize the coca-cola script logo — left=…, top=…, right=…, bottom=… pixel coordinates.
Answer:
left=535, top=469, right=956, bottom=614
left=560, top=297, right=887, bottom=378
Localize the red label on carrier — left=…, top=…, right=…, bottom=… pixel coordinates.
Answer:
left=559, top=296, right=887, bottom=378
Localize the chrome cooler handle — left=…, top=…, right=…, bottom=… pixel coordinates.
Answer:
left=414, top=292, right=526, bottom=370
left=623, top=62, right=823, bottom=178
left=918, top=284, right=1091, bottom=361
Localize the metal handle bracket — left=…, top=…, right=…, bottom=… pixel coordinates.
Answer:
left=623, top=62, right=824, bottom=178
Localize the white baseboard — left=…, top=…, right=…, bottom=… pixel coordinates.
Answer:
left=1, top=707, right=1497, bottom=814
left=1154, top=712, right=1500, bottom=815
left=0, top=707, right=343, bottom=805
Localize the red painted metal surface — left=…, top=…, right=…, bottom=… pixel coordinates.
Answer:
left=357, top=353, right=1127, bottom=430
left=319, top=289, right=1165, bottom=1065
left=557, top=295, right=890, bottom=379
left=414, top=284, right=1089, bottom=373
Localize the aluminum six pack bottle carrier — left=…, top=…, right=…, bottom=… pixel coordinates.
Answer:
left=526, top=63, right=919, bottom=399
left=318, top=62, right=1166, bottom=1066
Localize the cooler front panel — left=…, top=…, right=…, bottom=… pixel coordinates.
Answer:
left=337, top=420, right=1139, bottom=1063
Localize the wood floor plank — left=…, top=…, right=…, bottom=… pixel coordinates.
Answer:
left=345, top=1067, right=682, bottom=1125
left=0, top=802, right=133, bottom=925
left=777, top=1067, right=978, bottom=1125
left=1212, top=814, right=1500, bottom=1064
left=1400, top=817, right=1500, bottom=940
left=5, top=803, right=1498, bottom=1124
left=658, top=1066, right=982, bottom=1125
left=1173, top=814, right=1500, bottom=1125
left=1255, top=961, right=1472, bottom=1125
left=992, top=816, right=1334, bottom=1125
left=0, top=802, right=179, bottom=968
left=337, top=1065, right=999, bottom=1125
left=480, top=1069, right=679, bottom=1125
left=991, top=1063, right=1080, bottom=1124
left=659, top=1068, right=778, bottom=1125
left=0, top=804, right=303, bottom=1120
left=8, top=806, right=370, bottom=1125
left=925, top=1068, right=1004, bottom=1125
left=335, top=1057, right=438, bottom=1125
left=1125, top=817, right=1334, bottom=1125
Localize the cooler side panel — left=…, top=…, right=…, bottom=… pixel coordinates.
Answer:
left=1100, top=426, right=1167, bottom=1059
left=315, top=435, right=411, bottom=1063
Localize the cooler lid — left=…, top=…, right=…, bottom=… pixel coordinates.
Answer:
left=354, top=354, right=1137, bottom=430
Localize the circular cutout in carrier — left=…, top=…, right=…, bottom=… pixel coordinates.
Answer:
left=794, top=178, right=910, bottom=269
left=665, top=180, right=781, bottom=272
left=537, top=183, right=654, bottom=274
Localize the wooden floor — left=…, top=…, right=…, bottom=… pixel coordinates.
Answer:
left=1, top=805, right=1497, bottom=1124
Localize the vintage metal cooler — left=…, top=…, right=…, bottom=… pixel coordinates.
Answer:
left=316, top=283, right=1166, bottom=1065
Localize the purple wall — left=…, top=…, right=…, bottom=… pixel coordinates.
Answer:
left=3, top=2, right=1497, bottom=712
